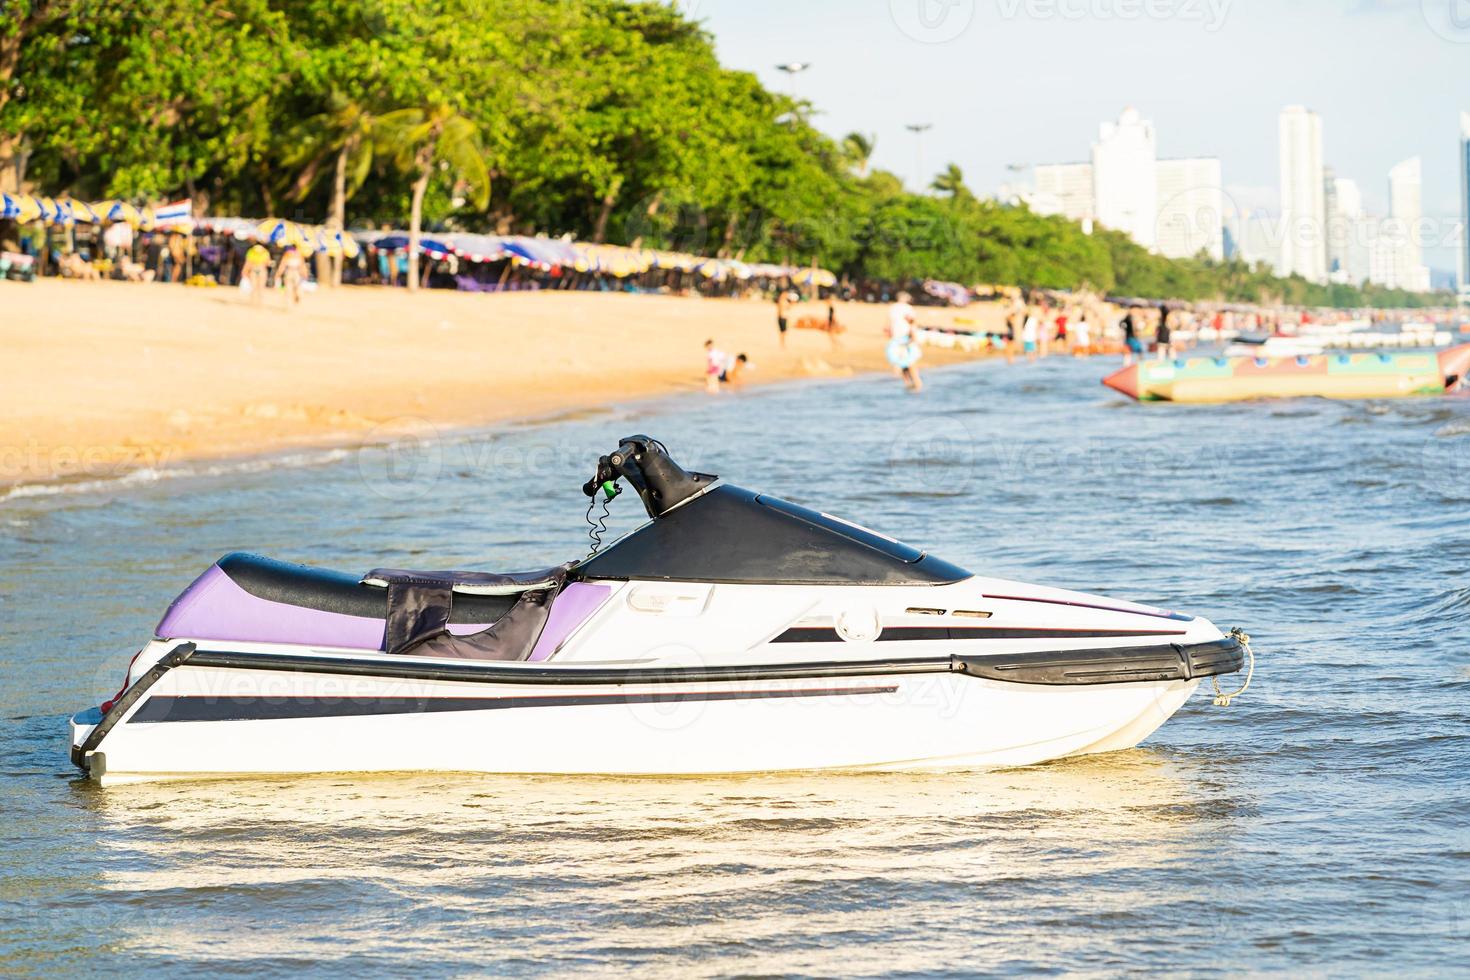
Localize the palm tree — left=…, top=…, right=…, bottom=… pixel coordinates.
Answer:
left=931, top=162, right=969, bottom=199
left=842, top=132, right=876, bottom=177
left=284, top=98, right=377, bottom=286
left=374, top=104, right=491, bottom=292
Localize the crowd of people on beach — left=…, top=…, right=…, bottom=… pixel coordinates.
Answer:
left=694, top=287, right=1385, bottom=398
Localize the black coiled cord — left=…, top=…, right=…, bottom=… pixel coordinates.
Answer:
left=585, top=493, right=612, bottom=558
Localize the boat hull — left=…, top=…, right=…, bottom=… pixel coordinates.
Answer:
left=68, top=638, right=1235, bottom=784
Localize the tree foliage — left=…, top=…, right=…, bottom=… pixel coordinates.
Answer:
left=0, top=0, right=1450, bottom=308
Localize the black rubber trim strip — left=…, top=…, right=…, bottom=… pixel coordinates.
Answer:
left=71, top=642, right=196, bottom=771
left=178, top=649, right=953, bottom=685
left=954, top=637, right=1243, bottom=686
left=772, top=626, right=1188, bottom=643
left=129, top=686, right=901, bottom=723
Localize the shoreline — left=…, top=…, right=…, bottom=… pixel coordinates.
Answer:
left=0, top=280, right=1002, bottom=497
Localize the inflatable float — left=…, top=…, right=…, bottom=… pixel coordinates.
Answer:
left=1103, top=344, right=1470, bottom=403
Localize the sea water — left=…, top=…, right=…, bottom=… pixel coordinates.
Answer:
left=2, top=354, right=1467, bottom=975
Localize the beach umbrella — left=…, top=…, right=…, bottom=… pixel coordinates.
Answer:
left=441, top=233, right=506, bottom=264
left=255, top=218, right=299, bottom=247
left=33, top=196, right=61, bottom=224
left=0, top=192, right=20, bottom=220
left=792, top=267, right=836, bottom=288
left=97, top=200, right=143, bottom=225
left=68, top=199, right=103, bottom=224
left=16, top=195, right=43, bottom=222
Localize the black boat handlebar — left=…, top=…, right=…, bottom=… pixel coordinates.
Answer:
left=582, top=435, right=717, bottom=519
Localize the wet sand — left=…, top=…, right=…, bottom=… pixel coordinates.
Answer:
left=0, top=279, right=1002, bottom=488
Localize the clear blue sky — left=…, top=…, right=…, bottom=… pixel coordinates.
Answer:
left=691, top=0, right=1469, bottom=273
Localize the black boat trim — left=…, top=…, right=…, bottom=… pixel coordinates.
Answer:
left=71, top=641, right=196, bottom=771
left=771, top=626, right=1190, bottom=643
left=129, top=637, right=1241, bottom=690
left=128, top=686, right=901, bottom=723
left=174, top=649, right=954, bottom=685
left=954, top=637, right=1244, bottom=686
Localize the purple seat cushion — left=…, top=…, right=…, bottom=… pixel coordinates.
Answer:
left=157, top=564, right=612, bottom=658
left=156, top=564, right=387, bottom=650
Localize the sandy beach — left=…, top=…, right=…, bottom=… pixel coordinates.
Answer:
left=0, top=280, right=1001, bottom=488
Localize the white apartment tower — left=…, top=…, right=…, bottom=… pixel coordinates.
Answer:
left=1387, top=156, right=1431, bottom=292
left=1278, top=105, right=1326, bottom=282
left=1156, top=157, right=1224, bottom=260
left=1033, top=162, right=1095, bottom=224
left=1092, top=108, right=1158, bottom=251
left=1029, top=108, right=1222, bottom=260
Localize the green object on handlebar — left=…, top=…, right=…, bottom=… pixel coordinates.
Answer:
left=602, top=480, right=619, bottom=501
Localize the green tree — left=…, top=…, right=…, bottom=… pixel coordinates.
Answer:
left=930, top=163, right=969, bottom=199
left=283, top=97, right=378, bottom=284
left=374, top=103, right=490, bottom=291
left=842, top=132, right=875, bottom=177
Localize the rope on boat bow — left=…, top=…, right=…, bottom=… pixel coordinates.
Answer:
left=1212, top=627, right=1255, bottom=707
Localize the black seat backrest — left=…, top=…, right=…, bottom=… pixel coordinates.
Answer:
left=217, top=553, right=518, bottom=623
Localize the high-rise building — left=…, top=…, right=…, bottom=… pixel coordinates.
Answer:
left=1155, top=157, right=1224, bottom=260
left=1327, top=175, right=1367, bottom=284
left=1278, top=106, right=1326, bottom=281
left=1026, top=109, right=1222, bottom=258
left=1092, top=107, right=1158, bottom=251
left=1323, top=165, right=1338, bottom=270
left=1460, top=111, right=1470, bottom=299
left=1388, top=156, right=1431, bottom=292
left=1238, top=208, right=1283, bottom=272
left=1033, top=162, right=1094, bottom=224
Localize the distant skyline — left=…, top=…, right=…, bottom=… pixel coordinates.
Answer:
left=692, top=0, right=1469, bottom=275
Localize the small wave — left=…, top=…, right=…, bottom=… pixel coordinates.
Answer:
left=1432, top=419, right=1470, bottom=437
left=0, top=448, right=353, bottom=504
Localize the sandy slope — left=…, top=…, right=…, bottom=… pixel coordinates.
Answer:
left=0, top=279, right=1001, bottom=487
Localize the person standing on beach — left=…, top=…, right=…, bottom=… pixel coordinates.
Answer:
left=243, top=242, right=271, bottom=306
left=1156, top=304, right=1172, bottom=360
left=1121, top=309, right=1142, bottom=366
left=775, top=290, right=792, bottom=348
left=886, top=291, right=923, bottom=392
left=275, top=245, right=306, bottom=306
left=1072, top=311, right=1092, bottom=354
left=1020, top=307, right=1040, bottom=362
left=825, top=294, right=841, bottom=349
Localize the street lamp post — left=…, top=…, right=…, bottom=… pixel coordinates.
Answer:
left=775, top=62, right=812, bottom=113
left=906, top=123, right=933, bottom=192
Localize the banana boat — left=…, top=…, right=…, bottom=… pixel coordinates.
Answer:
left=1103, top=344, right=1470, bottom=403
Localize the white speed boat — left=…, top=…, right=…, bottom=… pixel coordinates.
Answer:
left=70, top=436, right=1250, bottom=784
left=1223, top=334, right=1325, bottom=358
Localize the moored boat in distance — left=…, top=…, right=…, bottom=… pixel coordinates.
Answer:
left=69, top=436, right=1251, bottom=784
left=1104, top=343, right=1470, bottom=403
